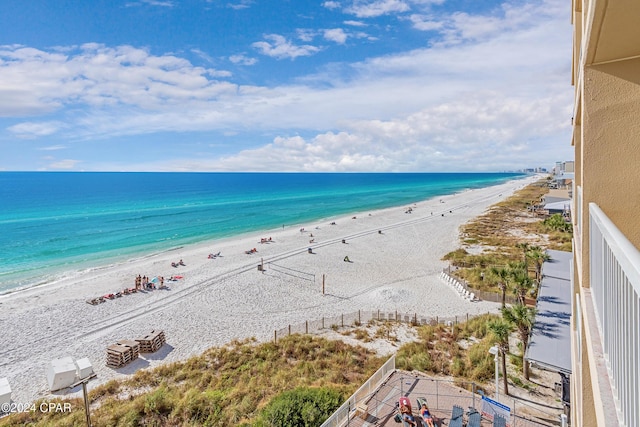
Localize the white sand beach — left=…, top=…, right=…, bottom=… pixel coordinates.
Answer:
left=0, top=175, right=539, bottom=404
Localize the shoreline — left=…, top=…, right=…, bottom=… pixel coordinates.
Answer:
left=0, top=174, right=540, bottom=404
left=0, top=175, right=525, bottom=297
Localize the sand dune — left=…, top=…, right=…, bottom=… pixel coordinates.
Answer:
left=0, top=175, right=539, bottom=404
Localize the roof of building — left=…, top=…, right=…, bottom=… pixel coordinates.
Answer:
left=525, top=250, right=572, bottom=374
left=543, top=200, right=571, bottom=212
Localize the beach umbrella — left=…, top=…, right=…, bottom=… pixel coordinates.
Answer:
left=150, top=277, right=159, bottom=283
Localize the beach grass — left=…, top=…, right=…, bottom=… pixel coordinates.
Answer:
left=443, top=180, right=573, bottom=292
left=0, top=335, right=384, bottom=427
left=0, top=316, right=513, bottom=427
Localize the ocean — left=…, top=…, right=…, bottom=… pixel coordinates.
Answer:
left=0, top=172, right=524, bottom=294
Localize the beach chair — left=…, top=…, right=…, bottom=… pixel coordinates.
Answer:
left=416, top=397, right=428, bottom=410
left=493, top=414, right=507, bottom=427
left=449, top=405, right=464, bottom=427
left=467, top=411, right=481, bottom=427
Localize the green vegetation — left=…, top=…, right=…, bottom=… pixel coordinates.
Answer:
left=0, top=336, right=383, bottom=427
left=255, top=387, right=344, bottom=427
left=502, top=304, right=536, bottom=380
left=441, top=179, right=572, bottom=396
left=1, top=315, right=511, bottom=427
left=396, top=314, right=499, bottom=383
left=443, top=180, right=573, bottom=295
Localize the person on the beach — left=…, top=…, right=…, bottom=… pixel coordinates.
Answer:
left=344, top=256, right=350, bottom=262
left=420, top=403, right=435, bottom=427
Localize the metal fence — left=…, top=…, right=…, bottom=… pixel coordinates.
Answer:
left=324, top=370, right=563, bottom=427
left=273, top=310, right=481, bottom=343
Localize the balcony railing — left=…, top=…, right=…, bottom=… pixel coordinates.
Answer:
left=589, top=203, right=640, bottom=427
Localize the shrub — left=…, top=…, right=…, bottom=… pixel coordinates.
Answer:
left=256, top=387, right=343, bottom=427
left=543, top=214, right=573, bottom=233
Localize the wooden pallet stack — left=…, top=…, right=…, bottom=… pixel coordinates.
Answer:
left=106, top=343, right=139, bottom=368
left=117, top=340, right=140, bottom=360
left=135, top=330, right=166, bottom=353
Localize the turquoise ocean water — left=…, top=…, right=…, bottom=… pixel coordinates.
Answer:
left=0, top=172, right=523, bottom=294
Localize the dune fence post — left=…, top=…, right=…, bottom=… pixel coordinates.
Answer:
left=322, top=274, right=325, bottom=295
left=305, top=320, right=308, bottom=334
left=274, top=330, right=277, bottom=343
left=288, top=325, right=291, bottom=336
left=341, top=314, right=344, bottom=327
left=358, top=310, right=361, bottom=324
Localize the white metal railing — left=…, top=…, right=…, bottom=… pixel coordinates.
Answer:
left=320, top=355, right=396, bottom=427
left=589, top=203, right=640, bottom=427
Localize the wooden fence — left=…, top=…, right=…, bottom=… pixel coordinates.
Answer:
left=273, top=310, right=480, bottom=343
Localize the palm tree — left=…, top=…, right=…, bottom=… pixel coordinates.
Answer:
left=490, top=266, right=510, bottom=308
left=502, top=304, right=536, bottom=380
left=526, top=246, right=550, bottom=285
left=488, top=319, right=512, bottom=396
left=511, top=268, right=535, bottom=305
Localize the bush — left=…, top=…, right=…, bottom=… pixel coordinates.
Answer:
left=543, top=214, right=572, bottom=233
left=256, top=387, right=344, bottom=427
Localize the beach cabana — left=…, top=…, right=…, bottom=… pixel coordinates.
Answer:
left=46, top=357, right=78, bottom=391
left=0, top=377, right=11, bottom=407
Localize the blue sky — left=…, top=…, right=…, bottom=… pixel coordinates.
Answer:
left=0, top=0, right=573, bottom=172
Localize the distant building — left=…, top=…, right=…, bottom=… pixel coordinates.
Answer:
left=569, top=1, right=640, bottom=426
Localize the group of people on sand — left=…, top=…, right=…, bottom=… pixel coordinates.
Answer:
left=86, top=274, right=171, bottom=306
left=245, top=248, right=258, bottom=254
left=171, top=259, right=185, bottom=268
left=207, top=252, right=221, bottom=259
left=260, top=237, right=273, bottom=243
left=398, top=397, right=435, bottom=427
left=135, top=274, right=163, bottom=290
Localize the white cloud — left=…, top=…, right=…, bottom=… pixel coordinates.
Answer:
left=296, top=29, right=317, bottom=42
left=191, top=48, right=215, bottom=64
left=229, top=53, right=258, bottom=65
left=38, top=145, right=67, bottom=151
left=7, top=121, right=64, bottom=138
left=323, top=1, right=341, bottom=9
left=126, top=0, right=174, bottom=7
left=324, top=28, right=348, bottom=44
left=408, top=14, right=444, bottom=31
left=0, top=0, right=573, bottom=172
left=0, top=44, right=235, bottom=117
left=251, top=34, right=321, bottom=60
left=344, top=20, right=367, bottom=27
left=227, top=0, right=252, bottom=10
left=345, top=0, right=410, bottom=18
left=48, top=159, right=81, bottom=169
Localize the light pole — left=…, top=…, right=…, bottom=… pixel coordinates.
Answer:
left=489, top=346, right=499, bottom=401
